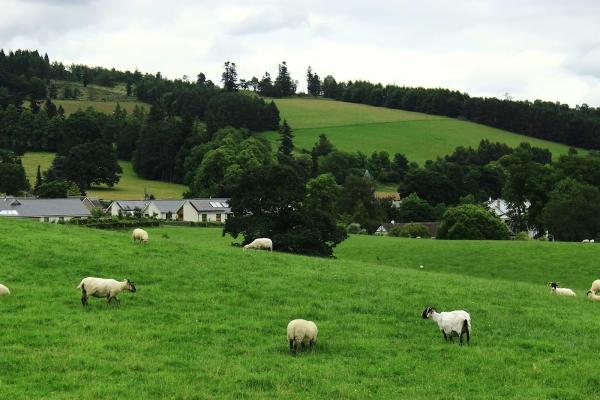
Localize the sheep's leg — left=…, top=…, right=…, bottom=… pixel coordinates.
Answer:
left=459, top=334, right=464, bottom=346
left=289, top=339, right=294, bottom=353
left=309, top=340, right=315, bottom=349
left=442, top=332, right=448, bottom=341
left=294, top=340, right=301, bottom=354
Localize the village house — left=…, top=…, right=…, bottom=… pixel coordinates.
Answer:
left=179, top=199, right=231, bottom=223
left=0, top=197, right=91, bottom=222
left=106, top=200, right=151, bottom=217
left=144, top=200, right=186, bottom=220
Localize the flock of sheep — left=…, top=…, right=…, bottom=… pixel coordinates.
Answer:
left=2, top=227, right=599, bottom=354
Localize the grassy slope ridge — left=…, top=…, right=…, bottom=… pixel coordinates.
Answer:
left=264, top=98, right=574, bottom=163
left=21, top=152, right=186, bottom=200
left=1, top=218, right=599, bottom=399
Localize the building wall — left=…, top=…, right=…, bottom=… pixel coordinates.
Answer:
left=144, top=203, right=179, bottom=220
left=109, top=202, right=121, bottom=216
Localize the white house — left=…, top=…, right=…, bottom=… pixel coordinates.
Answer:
left=144, top=200, right=185, bottom=220
left=484, top=197, right=537, bottom=237
left=180, top=198, right=231, bottom=223
left=107, top=200, right=151, bottom=217
left=0, top=197, right=91, bottom=222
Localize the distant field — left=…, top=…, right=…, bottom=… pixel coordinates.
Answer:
left=266, top=98, right=575, bottom=164
left=1, top=220, right=600, bottom=399
left=21, top=152, right=186, bottom=200
left=54, top=100, right=148, bottom=115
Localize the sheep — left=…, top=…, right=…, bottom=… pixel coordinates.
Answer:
left=287, top=319, right=318, bottom=354
left=77, top=277, right=136, bottom=306
left=0, top=283, right=10, bottom=296
left=132, top=228, right=149, bottom=244
left=243, top=238, right=273, bottom=252
left=589, top=279, right=600, bottom=294
left=548, top=281, right=576, bottom=297
left=582, top=239, right=590, bottom=243
left=422, top=306, right=471, bottom=345
left=592, top=239, right=596, bottom=243
left=587, top=291, right=600, bottom=301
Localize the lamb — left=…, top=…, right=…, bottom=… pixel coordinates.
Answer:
left=589, top=279, right=600, bottom=294
left=287, top=319, right=318, bottom=354
left=77, top=277, right=136, bottom=306
left=548, top=281, right=576, bottom=297
left=582, top=239, right=590, bottom=243
left=587, top=291, right=600, bottom=301
left=243, top=238, right=273, bottom=252
left=132, top=228, right=149, bottom=243
left=422, top=306, right=471, bottom=345
left=0, top=283, right=10, bottom=296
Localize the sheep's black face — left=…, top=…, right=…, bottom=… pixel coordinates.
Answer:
left=422, top=307, right=432, bottom=319
left=549, top=282, right=559, bottom=289
left=127, top=280, right=137, bottom=293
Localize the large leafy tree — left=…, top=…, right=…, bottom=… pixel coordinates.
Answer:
left=541, top=178, right=600, bottom=241
left=438, top=204, right=510, bottom=240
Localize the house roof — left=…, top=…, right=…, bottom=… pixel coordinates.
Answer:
left=375, top=192, right=401, bottom=201
left=484, top=198, right=530, bottom=218
left=112, top=200, right=151, bottom=211
left=0, top=197, right=91, bottom=218
left=149, top=200, right=186, bottom=214
left=187, top=198, right=231, bottom=213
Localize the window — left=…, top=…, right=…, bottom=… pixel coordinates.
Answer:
left=202, top=214, right=207, bottom=222
left=216, top=214, right=221, bottom=223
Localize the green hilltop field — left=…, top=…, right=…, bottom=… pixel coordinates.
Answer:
left=1, top=218, right=599, bottom=399
left=265, top=98, right=575, bottom=164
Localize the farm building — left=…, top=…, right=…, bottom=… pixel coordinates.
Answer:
left=180, top=199, right=231, bottom=223
left=144, top=200, right=185, bottom=220
left=107, top=200, right=151, bottom=217
left=374, top=192, right=401, bottom=208
left=375, top=221, right=440, bottom=236
left=0, top=197, right=91, bottom=222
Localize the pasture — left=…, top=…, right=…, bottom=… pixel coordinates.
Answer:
left=265, top=98, right=574, bottom=164
left=1, top=218, right=599, bottom=399
left=53, top=99, right=148, bottom=115
left=21, top=152, right=186, bottom=200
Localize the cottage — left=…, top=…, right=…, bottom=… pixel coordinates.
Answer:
left=0, top=197, right=91, bottom=222
left=374, top=192, right=401, bottom=208
left=144, top=200, right=185, bottom=220
left=180, top=199, right=231, bottom=223
left=484, top=197, right=537, bottom=237
left=106, top=200, right=151, bottom=217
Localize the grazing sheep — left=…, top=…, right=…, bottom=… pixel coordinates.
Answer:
left=0, top=283, right=10, bottom=296
left=548, top=281, right=576, bottom=297
left=287, top=319, right=318, bottom=354
left=132, top=228, right=149, bottom=243
left=592, top=239, right=596, bottom=243
left=582, top=239, right=590, bottom=243
left=589, top=279, right=600, bottom=294
left=422, top=306, right=471, bottom=345
left=77, top=277, right=136, bottom=306
left=243, top=238, right=273, bottom=252
left=587, top=291, right=600, bottom=301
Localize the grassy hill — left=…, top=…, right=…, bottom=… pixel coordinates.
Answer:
left=264, top=98, right=575, bottom=164
left=1, top=218, right=599, bottom=398
left=21, top=152, right=186, bottom=200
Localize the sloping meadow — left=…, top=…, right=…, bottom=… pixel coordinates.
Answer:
left=0, top=219, right=598, bottom=399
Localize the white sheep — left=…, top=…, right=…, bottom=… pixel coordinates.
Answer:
left=0, top=283, right=10, bottom=296
left=592, top=239, right=596, bottom=243
left=582, top=239, right=590, bottom=243
left=243, top=238, right=273, bottom=252
left=132, top=228, right=149, bottom=243
left=587, top=291, right=600, bottom=301
left=422, top=306, right=471, bottom=345
left=77, top=277, right=137, bottom=306
left=548, top=282, right=576, bottom=297
left=287, top=319, right=318, bottom=354
left=589, top=279, right=600, bottom=294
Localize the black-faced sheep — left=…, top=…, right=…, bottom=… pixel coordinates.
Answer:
left=77, top=277, right=136, bottom=306
left=243, top=238, right=273, bottom=252
left=589, top=279, right=600, bottom=294
left=132, top=228, right=149, bottom=243
left=587, top=290, right=600, bottom=301
left=548, top=282, right=576, bottom=297
left=422, top=306, right=471, bottom=345
left=287, top=319, right=318, bottom=354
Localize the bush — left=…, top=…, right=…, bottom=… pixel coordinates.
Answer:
left=513, top=231, right=530, bottom=241
left=389, top=223, right=430, bottom=238
left=346, top=223, right=362, bottom=234
left=437, top=204, right=509, bottom=240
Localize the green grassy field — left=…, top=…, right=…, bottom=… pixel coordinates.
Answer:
left=21, top=152, right=186, bottom=200
left=265, top=98, right=574, bottom=164
left=1, top=219, right=599, bottom=399
left=54, top=99, right=148, bottom=115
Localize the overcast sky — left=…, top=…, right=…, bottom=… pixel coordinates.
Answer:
left=3, top=0, right=600, bottom=106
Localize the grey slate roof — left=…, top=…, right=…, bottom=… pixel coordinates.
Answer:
left=0, top=197, right=91, bottom=218
left=188, top=198, right=231, bottom=213
left=150, top=200, right=186, bottom=214
left=113, top=200, right=151, bottom=211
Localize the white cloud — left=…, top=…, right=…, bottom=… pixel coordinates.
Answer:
left=2, top=0, right=600, bottom=106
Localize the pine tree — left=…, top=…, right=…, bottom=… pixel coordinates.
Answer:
left=278, top=120, right=294, bottom=161
left=34, top=165, right=43, bottom=192
left=221, top=61, right=238, bottom=92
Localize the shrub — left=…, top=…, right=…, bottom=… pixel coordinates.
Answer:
left=389, top=223, right=430, bottom=238
left=437, top=204, right=509, bottom=240
left=513, top=231, right=530, bottom=241
left=346, top=223, right=362, bottom=234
